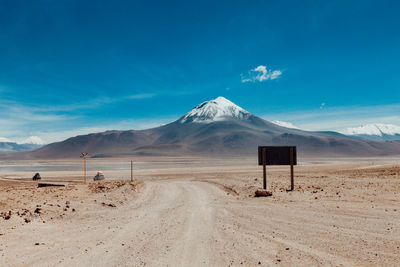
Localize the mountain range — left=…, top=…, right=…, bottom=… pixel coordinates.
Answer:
left=0, top=141, right=43, bottom=154
left=2, top=97, right=400, bottom=159
left=340, top=123, right=400, bottom=141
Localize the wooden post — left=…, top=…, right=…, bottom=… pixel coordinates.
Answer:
left=131, top=160, right=133, bottom=182
left=262, top=148, right=267, bottom=190
left=84, top=156, right=86, bottom=185
left=290, top=147, right=294, bottom=191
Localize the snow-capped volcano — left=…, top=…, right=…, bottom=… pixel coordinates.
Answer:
left=341, top=123, right=400, bottom=140
left=179, top=96, right=251, bottom=123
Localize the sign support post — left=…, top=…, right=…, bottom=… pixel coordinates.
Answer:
left=290, top=147, right=294, bottom=191
left=258, top=146, right=297, bottom=192
left=262, top=148, right=267, bottom=190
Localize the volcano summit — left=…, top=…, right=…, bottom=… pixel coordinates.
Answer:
left=5, top=97, right=400, bottom=159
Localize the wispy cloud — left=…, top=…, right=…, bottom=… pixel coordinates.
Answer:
left=241, top=65, right=282, bottom=83
left=0, top=92, right=160, bottom=143
left=127, top=93, right=156, bottom=99
left=28, top=93, right=157, bottom=112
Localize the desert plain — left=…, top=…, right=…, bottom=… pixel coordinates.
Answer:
left=0, top=157, right=399, bottom=266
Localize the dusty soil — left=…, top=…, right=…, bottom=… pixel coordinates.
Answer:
left=0, top=157, right=399, bottom=266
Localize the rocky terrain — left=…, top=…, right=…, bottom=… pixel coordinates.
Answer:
left=0, top=157, right=399, bottom=266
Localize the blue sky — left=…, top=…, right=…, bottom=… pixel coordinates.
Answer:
left=0, top=0, right=399, bottom=143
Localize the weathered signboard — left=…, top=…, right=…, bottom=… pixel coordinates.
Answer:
left=258, top=146, right=297, bottom=165
left=258, top=146, right=297, bottom=191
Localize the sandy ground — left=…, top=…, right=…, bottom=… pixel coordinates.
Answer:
left=0, top=157, right=399, bottom=266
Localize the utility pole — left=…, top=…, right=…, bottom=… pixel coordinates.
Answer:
left=131, top=160, right=133, bottom=182
left=80, top=152, right=88, bottom=184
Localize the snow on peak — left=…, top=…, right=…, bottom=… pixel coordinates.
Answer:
left=272, top=120, right=299, bottom=129
left=17, top=136, right=46, bottom=145
left=342, top=123, right=400, bottom=136
left=179, top=96, right=250, bottom=123
left=0, top=137, right=11, bottom=142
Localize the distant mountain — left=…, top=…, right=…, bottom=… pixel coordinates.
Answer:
left=341, top=123, right=400, bottom=141
left=3, top=97, right=400, bottom=159
left=0, top=141, right=43, bottom=153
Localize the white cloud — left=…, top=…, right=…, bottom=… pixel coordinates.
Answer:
left=241, top=65, right=282, bottom=83
left=127, top=93, right=156, bottom=100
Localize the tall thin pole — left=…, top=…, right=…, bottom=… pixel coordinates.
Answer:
left=80, top=152, right=88, bottom=184
left=131, top=160, right=133, bottom=182
left=262, top=148, right=267, bottom=190
left=290, top=147, right=294, bottom=191
left=84, top=156, right=86, bottom=185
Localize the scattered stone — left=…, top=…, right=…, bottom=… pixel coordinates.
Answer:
left=102, top=202, right=116, bottom=208
left=254, top=190, right=272, bottom=197
left=34, top=208, right=42, bottom=214
left=24, top=218, right=31, bottom=223
left=1, top=211, right=12, bottom=220
left=34, top=243, right=40, bottom=246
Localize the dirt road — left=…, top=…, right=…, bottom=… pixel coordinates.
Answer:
left=1, top=160, right=400, bottom=266
left=1, top=180, right=228, bottom=266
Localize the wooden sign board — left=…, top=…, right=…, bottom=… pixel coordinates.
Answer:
left=258, top=146, right=297, bottom=166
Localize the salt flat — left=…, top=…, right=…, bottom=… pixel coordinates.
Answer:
left=0, top=157, right=399, bottom=266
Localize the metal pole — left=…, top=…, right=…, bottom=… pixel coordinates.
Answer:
left=84, top=156, right=86, bottom=185
left=290, top=147, right=294, bottom=191
left=131, top=160, right=133, bottom=182
left=263, top=148, right=267, bottom=190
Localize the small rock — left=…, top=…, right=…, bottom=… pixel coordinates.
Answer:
left=254, top=190, right=272, bottom=197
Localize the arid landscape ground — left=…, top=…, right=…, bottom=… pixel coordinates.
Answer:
left=0, top=157, right=399, bottom=266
